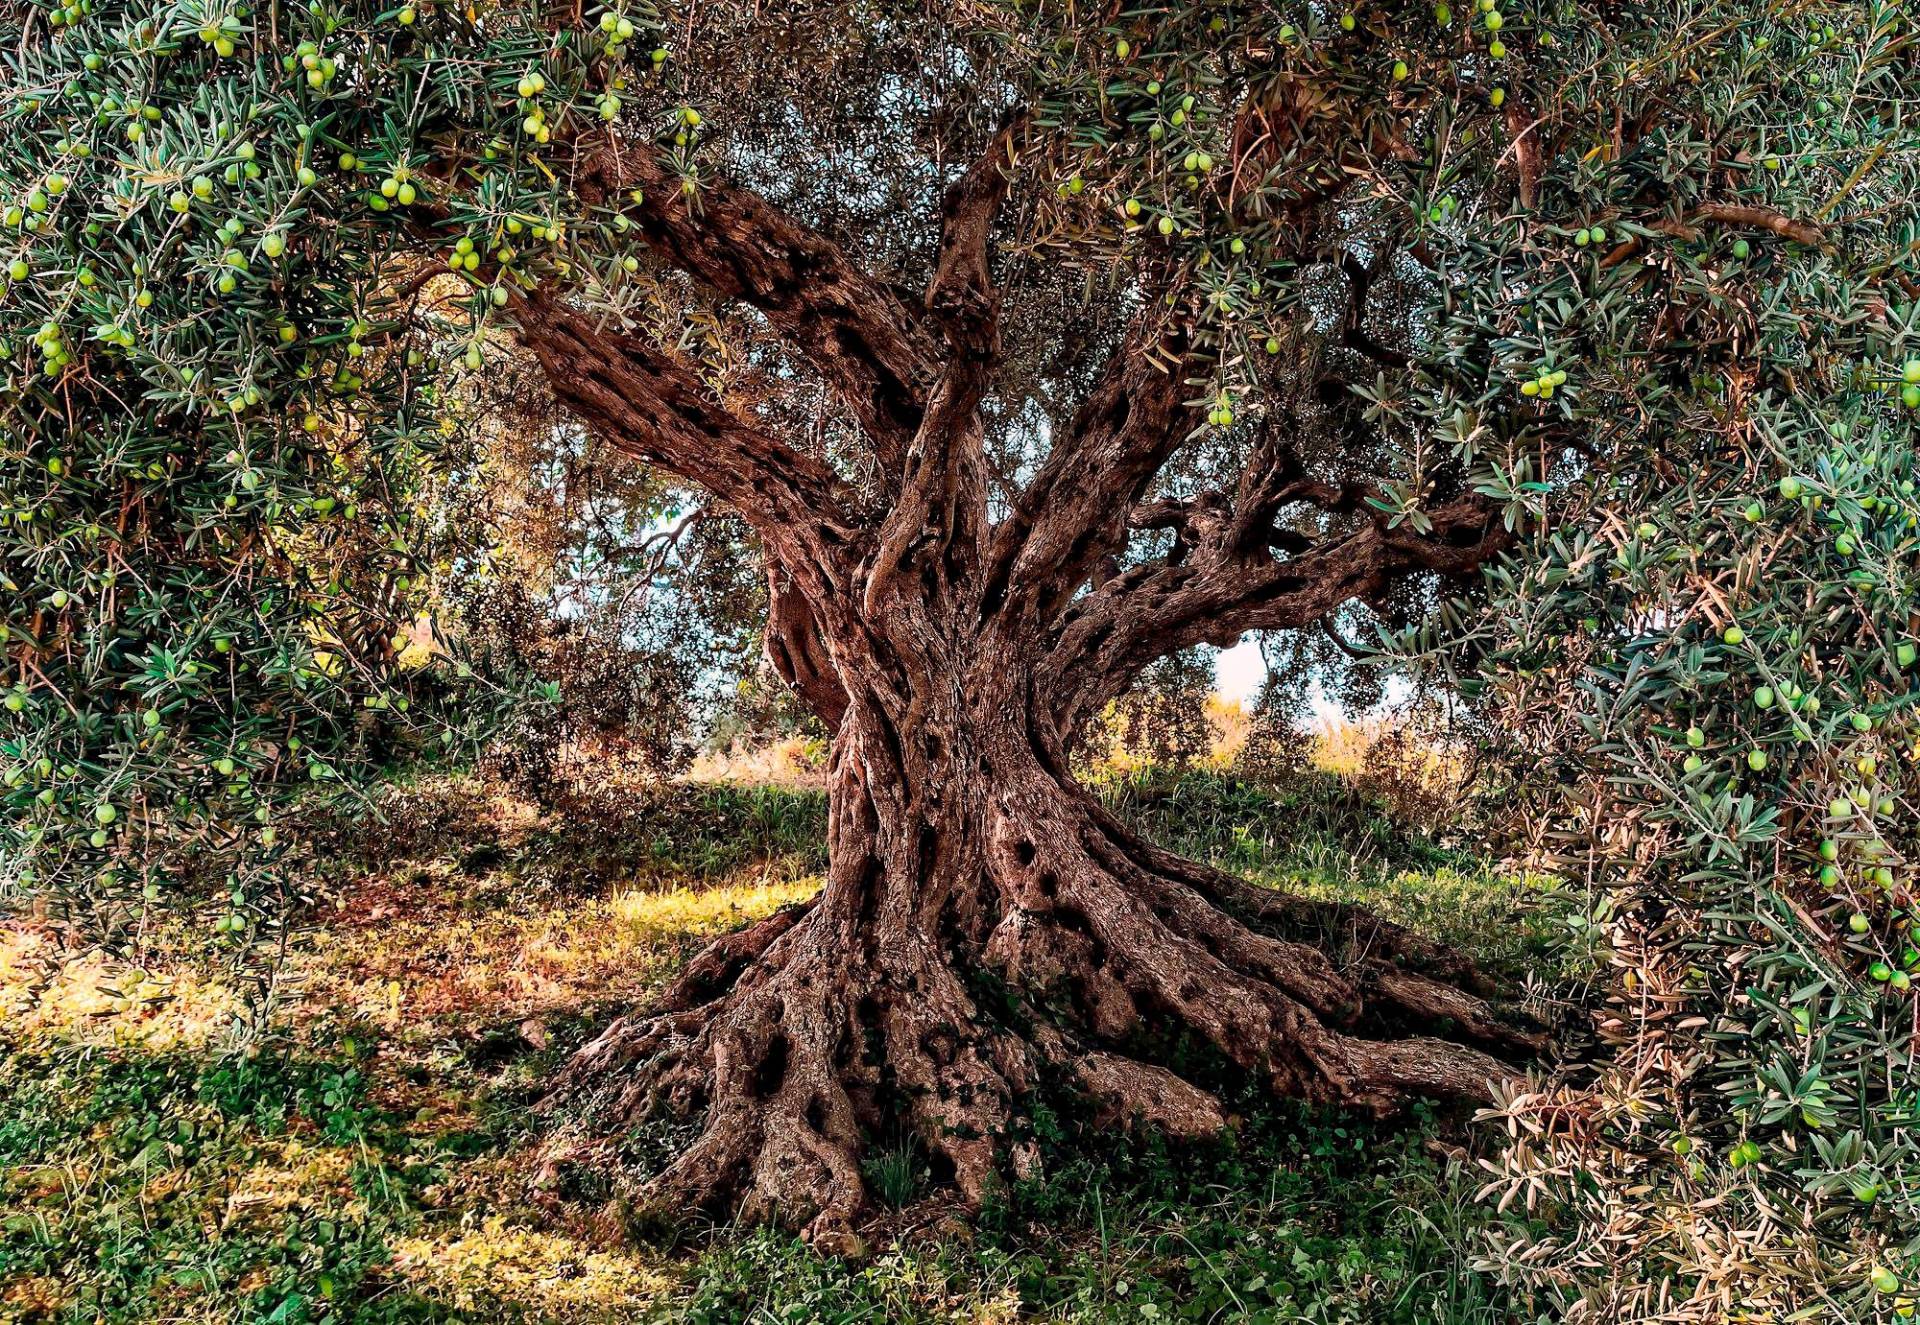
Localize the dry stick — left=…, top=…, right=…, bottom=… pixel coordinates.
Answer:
left=1815, top=141, right=1888, bottom=220
left=1691, top=203, right=1825, bottom=247
left=1602, top=201, right=1827, bottom=269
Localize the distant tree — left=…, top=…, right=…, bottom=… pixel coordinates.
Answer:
left=6, top=0, right=1905, bottom=1276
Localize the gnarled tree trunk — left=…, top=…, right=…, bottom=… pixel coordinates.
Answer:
left=548, top=614, right=1534, bottom=1243
left=516, top=105, right=1531, bottom=1243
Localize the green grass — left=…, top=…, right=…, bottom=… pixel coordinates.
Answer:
left=0, top=770, right=1560, bottom=1324
left=0, top=1042, right=430, bottom=1324
left=679, top=1108, right=1518, bottom=1323
left=1101, top=768, right=1567, bottom=982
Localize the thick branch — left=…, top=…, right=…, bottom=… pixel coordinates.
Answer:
left=1222, top=424, right=1336, bottom=549
left=861, top=359, right=995, bottom=624
left=515, top=292, right=860, bottom=587
left=575, top=137, right=941, bottom=471
left=981, top=323, right=1196, bottom=629
left=1691, top=202, right=1825, bottom=246
left=862, top=117, right=1026, bottom=620
left=1140, top=424, right=1381, bottom=572
left=1604, top=202, right=1827, bottom=268
left=1502, top=100, right=1543, bottom=211
left=978, top=82, right=1349, bottom=641
left=1049, top=495, right=1510, bottom=734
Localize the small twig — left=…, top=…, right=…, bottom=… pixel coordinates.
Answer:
left=613, top=507, right=707, bottom=615
left=1816, top=143, right=1888, bottom=220
left=1320, top=616, right=1370, bottom=661
left=1690, top=202, right=1825, bottom=247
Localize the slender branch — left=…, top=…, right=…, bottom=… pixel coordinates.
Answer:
left=1336, top=252, right=1410, bottom=370
left=1047, top=495, right=1510, bottom=736
left=623, top=505, right=707, bottom=564
left=611, top=506, right=707, bottom=616
left=1320, top=615, right=1369, bottom=660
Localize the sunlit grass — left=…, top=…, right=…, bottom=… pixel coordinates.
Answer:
left=390, top=1219, right=676, bottom=1320
left=610, top=878, right=819, bottom=940
left=221, top=1142, right=363, bottom=1226
left=0, top=926, right=249, bottom=1053
left=301, top=873, right=818, bottom=1046
left=685, top=734, right=828, bottom=786
left=0, top=788, right=832, bottom=1325
left=1094, top=761, right=1563, bottom=981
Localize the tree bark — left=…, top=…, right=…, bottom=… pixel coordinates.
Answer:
left=547, top=627, right=1536, bottom=1245
left=519, top=118, right=1531, bottom=1245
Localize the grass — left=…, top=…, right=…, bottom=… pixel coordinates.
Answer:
left=1097, top=767, right=1567, bottom=983
left=0, top=767, right=1561, bottom=1324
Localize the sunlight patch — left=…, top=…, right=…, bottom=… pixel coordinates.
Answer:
left=0, top=924, right=248, bottom=1052
left=296, top=874, right=821, bottom=1038
left=390, top=1217, right=676, bottom=1320
left=610, top=876, right=820, bottom=940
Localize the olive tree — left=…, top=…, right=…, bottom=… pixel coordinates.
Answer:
left=4, top=0, right=1902, bottom=1263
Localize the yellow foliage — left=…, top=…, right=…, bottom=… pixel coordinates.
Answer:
left=0, top=926, right=247, bottom=1052
left=393, top=612, right=440, bottom=670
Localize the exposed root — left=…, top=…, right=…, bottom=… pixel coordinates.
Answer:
left=657, top=897, right=818, bottom=1013
left=541, top=786, right=1538, bottom=1239
left=554, top=955, right=871, bottom=1240
left=1061, top=1044, right=1228, bottom=1140
left=1090, top=798, right=1497, bottom=993
left=1360, top=960, right=1547, bottom=1056
left=546, top=904, right=1035, bottom=1244
left=978, top=779, right=1534, bottom=1118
